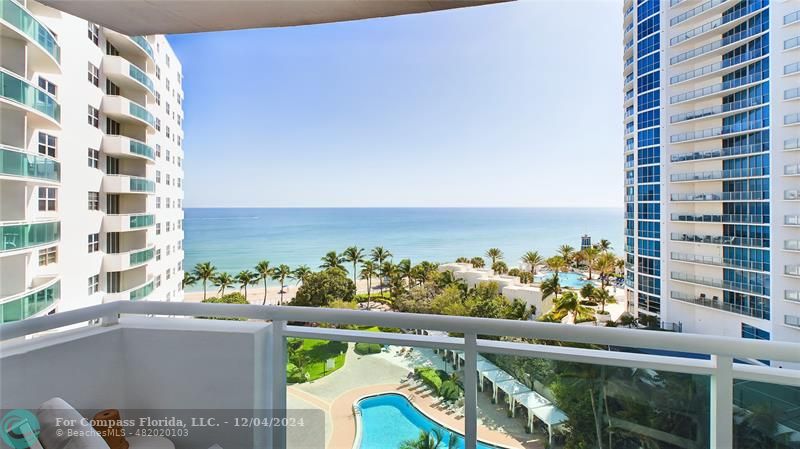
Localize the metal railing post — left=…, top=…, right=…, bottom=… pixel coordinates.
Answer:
left=710, top=355, right=733, bottom=448
left=464, top=333, right=478, bottom=449
left=271, top=320, right=287, bottom=449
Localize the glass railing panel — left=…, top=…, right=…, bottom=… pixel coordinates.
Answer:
left=130, top=35, right=154, bottom=59
left=786, top=190, right=800, bottom=200
left=671, top=142, right=768, bottom=163
left=129, top=139, right=155, bottom=160
left=128, top=63, right=155, bottom=94
left=671, top=166, right=768, bottom=182
left=785, top=164, right=800, bottom=175
left=0, top=69, right=60, bottom=121
left=671, top=0, right=727, bottom=26
left=670, top=95, right=767, bottom=123
left=0, top=0, right=60, bottom=62
left=787, top=315, right=800, bottom=327
left=671, top=213, right=769, bottom=224
left=671, top=272, right=769, bottom=297
left=670, top=232, right=769, bottom=249
left=786, top=290, right=800, bottom=303
left=0, top=145, right=60, bottom=181
left=670, top=71, right=766, bottom=104
left=785, top=240, right=800, bottom=251
left=733, top=380, right=800, bottom=448
left=785, top=61, right=800, bottom=76
left=786, top=265, right=800, bottom=277
left=129, top=177, right=155, bottom=193
left=670, top=20, right=767, bottom=65
left=0, top=221, right=60, bottom=252
left=670, top=291, right=769, bottom=319
left=785, top=36, right=800, bottom=51
left=786, top=10, right=800, bottom=25
left=671, top=119, right=768, bottom=143
left=129, top=247, right=154, bottom=265
left=671, top=191, right=768, bottom=201
left=128, top=101, right=155, bottom=127
left=784, top=88, right=800, bottom=101
left=129, top=281, right=154, bottom=301
left=129, top=214, right=155, bottom=228
left=0, top=280, right=60, bottom=324
left=786, top=215, right=800, bottom=226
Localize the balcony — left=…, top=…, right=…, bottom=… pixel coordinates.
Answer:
left=104, top=29, right=155, bottom=63
left=102, top=55, right=156, bottom=97
left=670, top=2, right=766, bottom=47
left=787, top=215, right=800, bottom=227
left=670, top=191, right=768, bottom=202
left=670, top=232, right=768, bottom=249
left=670, top=142, right=768, bottom=163
left=787, top=290, right=800, bottom=303
left=670, top=271, right=769, bottom=297
left=786, top=36, right=800, bottom=51
left=787, top=265, right=800, bottom=278
left=104, top=278, right=154, bottom=302
left=103, top=174, right=155, bottom=194
left=1, top=301, right=799, bottom=449
left=670, top=71, right=766, bottom=105
left=670, top=251, right=768, bottom=272
left=101, top=135, right=155, bottom=162
left=0, top=276, right=59, bottom=324
left=0, top=144, right=60, bottom=183
left=0, top=68, right=60, bottom=125
left=0, top=0, right=60, bottom=69
left=785, top=164, right=800, bottom=176
left=669, top=95, right=767, bottom=124
left=671, top=166, right=767, bottom=183
left=671, top=119, right=768, bottom=144
left=103, top=213, right=155, bottom=232
left=670, top=20, right=767, bottom=66
left=785, top=240, right=800, bottom=252
left=0, top=220, right=60, bottom=254
left=670, top=0, right=729, bottom=27
left=671, top=213, right=769, bottom=225
left=669, top=291, right=768, bottom=320
left=786, top=190, right=800, bottom=201
left=103, top=245, right=155, bottom=271
left=787, top=10, right=800, bottom=26
left=101, top=95, right=155, bottom=129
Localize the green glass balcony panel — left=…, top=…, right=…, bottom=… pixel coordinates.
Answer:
left=128, top=101, right=154, bottom=127
left=0, top=0, right=60, bottom=63
left=0, top=69, right=60, bottom=122
left=129, top=177, right=155, bottom=193
left=1, top=221, right=60, bottom=252
left=129, top=247, right=154, bottom=265
left=129, top=139, right=155, bottom=160
left=0, top=145, right=60, bottom=181
left=129, top=214, right=155, bottom=228
left=128, top=63, right=155, bottom=94
left=130, top=35, right=154, bottom=59
left=0, top=280, right=60, bottom=324
left=130, top=281, right=154, bottom=301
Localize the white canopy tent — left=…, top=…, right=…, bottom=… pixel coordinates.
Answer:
left=495, top=378, right=531, bottom=409
left=512, top=390, right=568, bottom=446
left=482, top=369, right=515, bottom=400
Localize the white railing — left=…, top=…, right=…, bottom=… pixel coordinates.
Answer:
left=2, top=301, right=800, bottom=449
left=670, top=0, right=727, bottom=27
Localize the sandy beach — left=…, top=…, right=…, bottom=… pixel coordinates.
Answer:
left=184, top=278, right=376, bottom=304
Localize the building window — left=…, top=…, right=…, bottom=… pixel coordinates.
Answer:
left=88, top=192, right=100, bottom=210
left=165, top=54, right=171, bottom=68
left=38, top=132, right=57, bottom=157
left=156, top=65, right=161, bottom=79
left=88, top=62, right=100, bottom=87
left=156, top=91, right=161, bottom=105
left=38, top=246, right=57, bottom=266
left=166, top=126, right=170, bottom=138
left=166, top=268, right=171, bottom=280
left=166, top=150, right=171, bottom=162
left=156, top=144, right=161, bottom=158
left=165, top=173, right=171, bottom=185
left=166, top=79, right=170, bottom=91
left=166, top=222, right=171, bottom=233
left=38, top=187, right=56, bottom=211
left=156, top=223, right=161, bottom=235
left=88, top=148, right=99, bottom=168
left=166, top=198, right=171, bottom=209
left=88, top=274, right=100, bottom=294
left=177, top=199, right=182, bottom=209
left=88, top=23, right=100, bottom=45
left=166, top=102, right=170, bottom=115
left=38, top=77, right=56, bottom=96
left=156, top=197, right=161, bottom=209
left=156, top=249, right=161, bottom=261
left=88, top=233, right=100, bottom=253
left=156, top=170, right=161, bottom=183
left=88, top=105, right=99, bottom=128
left=155, top=118, right=161, bottom=131
left=166, top=245, right=171, bottom=256
left=156, top=275, right=162, bottom=288
left=106, top=118, right=121, bottom=135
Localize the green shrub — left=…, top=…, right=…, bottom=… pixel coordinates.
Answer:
left=439, top=380, right=462, bottom=401
left=200, top=293, right=249, bottom=320
left=414, top=367, right=442, bottom=393
left=354, top=342, right=382, bottom=355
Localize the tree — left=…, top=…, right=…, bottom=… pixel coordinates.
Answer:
left=558, top=244, right=575, bottom=266
left=319, top=251, right=345, bottom=272
left=397, top=259, right=413, bottom=286
left=485, top=248, right=504, bottom=265
left=580, top=246, right=600, bottom=279
left=492, top=260, right=508, bottom=274
left=540, top=273, right=562, bottom=300
left=596, top=252, right=618, bottom=289
left=292, top=265, right=312, bottom=285
left=235, top=270, right=257, bottom=300
left=212, top=272, right=234, bottom=296
left=595, top=238, right=613, bottom=252
left=370, top=246, right=392, bottom=264
left=470, top=257, right=485, bottom=268
left=341, top=246, right=364, bottom=286
left=272, top=264, right=292, bottom=305
left=292, top=268, right=356, bottom=307
left=521, top=250, right=543, bottom=277
left=399, top=429, right=456, bottom=449
left=380, top=261, right=399, bottom=297
left=594, top=286, right=613, bottom=314
left=182, top=271, right=197, bottom=290
left=554, top=291, right=594, bottom=324
left=255, top=260, right=273, bottom=306
left=359, top=260, right=377, bottom=309
left=546, top=255, right=568, bottom=273
left=455, top=257, right=470, bottom=263
left=580, top=283, right=597, bottom=302
left=193, top=262, right=216, bottom=301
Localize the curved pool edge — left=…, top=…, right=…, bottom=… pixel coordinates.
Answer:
left=352, top=391, right=518, bottom=449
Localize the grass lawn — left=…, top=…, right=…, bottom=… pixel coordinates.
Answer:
left=288, top=338, right=348, bottom=383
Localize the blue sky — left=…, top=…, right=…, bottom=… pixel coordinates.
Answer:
left=168, top=0, right=622, bottom=208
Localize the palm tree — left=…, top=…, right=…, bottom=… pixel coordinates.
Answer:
left=341, top=246, right=365, bottom=286
left=399, top=429, right=455, bottom=449
left=580, top=246, right=600, bottom=279
left=212, top=272, right=234, bottom=297
left=554, top=290, right=593, bottom=324
left=292, top=265, right=312, bottom=285
left=370, top=246, right=392, bottom=264
left=235, top=270, right=257, bottom=299
left=380, top=261, right=397, bottom=297
left=182, top=272, right=197, bottom=290
left=596, top=252, right=618, bottom=289
left=193, top=262, right=216, bottom=301
left=397, top=259, right=413, bottom=286
left=521, top=251, right=543, bottom=277
left=594, top=286, right=613, bottom=314
left=272, top=264, right=292, bottom=305
left=455, top=257, right=470, bottom=263
left=546, top=255, right=568, bottom=274
left=470, top=257, right=485, bottom=268
left=360, top=260, right=377, bottom=308
left=485, top=248, right=504, bottom=265
left=254, top=260, right=273, bottom=306
left=319, top=251, right=345, bottom=272
left=492, top=260, right=508, bottom=275
left=557, top=244, right=575, bottom=266
left=595, top=239, right=613, bottom=252
left=540, top=273, right=562, bottom=300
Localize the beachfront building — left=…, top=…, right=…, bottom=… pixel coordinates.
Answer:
left=623, top=0, right=800, bottom=349
left=0, top=0, right=184, bottom=323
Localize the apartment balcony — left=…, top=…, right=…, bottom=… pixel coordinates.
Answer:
left=101, top=135, right=155, bottom=162
left=669, top=290, right=768, bottom=320
left=670, top=271, right=769, bottom=297
left=669, top=20, right=767, bottom=66
left=0, top=68, right=60, bottom=126
left=670, top=251, right=768, bottom=273
left=670, top=142, right=768, bottom=164
left=671, top=213, right=769, bottom=225
left=102, top=55, right=156, bottom=98
left=785, top=164, right=800, bottom=176
left=670, top=119, right=768, bottom=144
left=1, top=301, right=799, bottom=449
left=785, top=240, right=800, bottom=253
left=0, top=144, right=60, bottom=184
left=670, top=166, right=767, bottom=183
left=787, top=215, right=800, bottom=227
left=670, top=0, right=730, bottom=28
left=787, top=10, right=800, bottom=26
left=101, top=95, right=155, bottom=130
left=671, top=232, right=769, bottom=249
left=669, top=95, right=767, bottom=124
left=0, top=219, right=60, bottom=255
left=787, top=265, right=800, bottom=279
left=670, top=1, right=766, bottom=48
left=787, top=290, right=800, bottom=303
left=786, top=190, right=800, bottom=201
left=670, top=71, right=766, bottom=105
left=103, top=214, right=155, bottom=232
left=104, top=277, right=154, bottom=302
left=670, top=191, right=768, bottom=202
left=786, top=36, right=800, bottom=52
left=0, top=0, right=60, bottom=70
left=104, top=28, right=155, bottom=64
left=103, top=245, right=155, bottom=272
left=0, top=276, right=59, bottom=324
left=103, top=174, right=155, bottom=194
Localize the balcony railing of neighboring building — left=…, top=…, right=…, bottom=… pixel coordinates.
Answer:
left=785, top=62, right=800, bottom=76
left=670, top=119, right=769, bottom=144
left=785, top=36, right=800, bottom=51
left=0, top=0, right=60, bottom=63
left=785, top=112, right=800, bottom=125
left=670, top=0, right=766, bottom=46
left=670, top=252, right=769, bottom=272
left=0, top=144, right=60, bottom=182
left=670, top=71, right=766, bottom=105
left=670, top=142, right=768, bottom=163
left=786, top=10, right=800, bottom=25
left=786, top=290, right=800, bottom=303
left=670, top=166, right=768, bottom=182
left=670, top=191, right=768, bottom=202
left=670, top=271, right=770, bottom=297
left=670, top=95, right=767, bottom=123
left=785, top=138, right=800, bottom=151
left=786, top=190, right=800, bottom=201
left=0, top=220, right=60, bottom=252
left=0, top=277, right=60, bottom=324
left=671, top=0, right=728, bottom=27
left=670, top=20, right=767, bottom=66
left=669, top=290, right=768, bottom=320
left=0, top=67, right=60, bottom=122
left=786, top=315, right=800, bottom=328
left=670, top=232, right=769, bottom=248
left=671, top=213, right=769, bottom=225
left=786, top=215, right=800, bottom=226
left=785, top=164, right=800, bottom=176
left=786, top=265, right=800, bottom=278
left=785, top=240, right=800, bottom=252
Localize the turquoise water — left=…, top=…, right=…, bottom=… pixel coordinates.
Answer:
left=358, top=393, right=499, bottom=449
left=534, top=271, right=592, bottom=289
left=183, top=208, right=622, bottom=290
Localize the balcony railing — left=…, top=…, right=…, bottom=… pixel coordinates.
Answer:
left=786, top=190, right=800, bottom=201
left=670, top=119, right=768, bottom=143
left=1, top=301, right=799, bottom=449
left=130, top=214, right=155, bottom=228
left=670, top=20, right=767, bottom=65
left=670, top=71, right=766, bottom=105
left=670, top=291, right=768, bottom=320
left=0, top=220, right=60, bottom=252
left=129, top=101, right=155, bottom=127
left=785, top=113, right=800, bottom=125
left=129, top=280, right=154, bottom=301
left=0, top=68, right=60, bottom=122
left=130, top=35, right=154, bottom=59
left=785, top=164, right=800, bottom=176
left=785, top=36, right=800, bottom=51
left=787, top=290, right=800, bottom=303
left=0, top=0, right=60, bottom=63
left=670, top=271, right=769, bottom=297
left=128, top=63, right=155, bottom=94
left=670, top=0, right=728, bottom=27
left=0, top=277, right=60, bottom=324
left=670, top=142, right=768, bottom=163
left=670, top=251, right=768, bottom=272
left=670, top=232, right=769, bottom=249
left=670, top=166, right=768, bottom=182
left=671, top=213, right=769, bottom=224
left=787, top=265, right=800, bottom=278
left=785, top=62, right=800, bottom=76
left=0, top=144, right=60, bottom=182
left=786, top=10, right=800, bottom=25
left=130, top=176, right=155, bottom=193
left=787, top=315, right=800, bottom=328
left=669, top=95, right=766, bottom=123
left=670, top=1, right=765, bottom=46
left=129, top=246, right=155, bottom=266
left=787, top=215, right=800, bottom=226
left=785, top=240, right=800, bottom=252
left=670, top=191, right=768, bottom=202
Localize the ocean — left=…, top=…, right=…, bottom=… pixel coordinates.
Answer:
left=183, top=208, right=622, bottom=290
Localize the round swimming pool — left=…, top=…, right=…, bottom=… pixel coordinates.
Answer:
left=534, top=271, right=592, bottom=289
left=356, top=393, right=503, bottom=449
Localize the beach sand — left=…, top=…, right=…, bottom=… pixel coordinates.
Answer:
left=183, top=278, right=376, bottom=305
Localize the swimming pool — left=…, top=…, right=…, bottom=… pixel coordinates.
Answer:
left=534, top=271, right=592, bottom=289
left=356, top=393, right=502, bottom=449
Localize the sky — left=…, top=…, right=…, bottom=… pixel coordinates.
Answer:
left=168, top=0, right=623, bottom=208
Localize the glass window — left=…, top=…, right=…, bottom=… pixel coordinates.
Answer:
left=156, top=223, right=161, bottom=235
left=156, top=197, right=161, bottom=209
left=88, top=62, right=100, bottom=87
left=156, top=170, right=161, bottom=183
left=88, top=233, right=99, bottom=253
left=88, top=23, right=100, bottom=45
left=88, top=274, right=100, bottom=294
left=38, top=77, right=56, bottom=96
left=38, top=132, right=57, bottom=157
left=88, top=148, right=99, bottom=168
left=156, top=249, right=161, bottom=261
left=38, top=187, right=56, bottom=211
left=88, top=105, right=99, bottom=128
left=38, top=246, right=57, bottom=266
left=88, top=192, right=100, bottom=210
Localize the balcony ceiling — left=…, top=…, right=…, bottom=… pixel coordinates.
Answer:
left=37, top=0, right=508, bottom=35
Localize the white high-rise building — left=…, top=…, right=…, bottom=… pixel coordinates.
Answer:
left=623, top=0, right=800, bottom=350
left=0, top=0, right=184, bottom=323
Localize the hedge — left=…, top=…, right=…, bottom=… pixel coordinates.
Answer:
left=354, top=342, right=383, bottom=355
left=414, top=367, right=442, bottom=393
